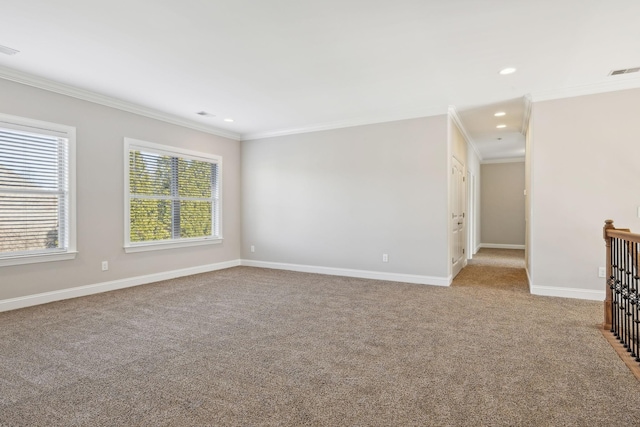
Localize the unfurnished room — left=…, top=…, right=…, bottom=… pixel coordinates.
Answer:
left=2, top=1, right=640, bottom=425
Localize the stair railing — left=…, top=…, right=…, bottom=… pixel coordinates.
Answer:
left=603, top=220, right=640, bottom=376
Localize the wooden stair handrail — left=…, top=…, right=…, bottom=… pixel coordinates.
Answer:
left=606, top=229, right=640, bottom=242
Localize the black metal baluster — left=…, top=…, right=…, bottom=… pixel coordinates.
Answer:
left=620, top=237, right=624, bottom=343
left=626, top=241, right=634, bottom=353
left=613, top=237, right=621, bottom=340
left=630, top=239, right=636, bottom=356
left=624, top=238, right=631, bottom=350
left=631, top=243, right=640, bottom=362
left=611, top=237, right=617, bottom=336
left=631, top=240, right=636, bottom=357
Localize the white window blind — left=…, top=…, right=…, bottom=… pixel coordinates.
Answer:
left=125, top=138, right=221, bottom=251
left=0, top=126, right=70, bottom=258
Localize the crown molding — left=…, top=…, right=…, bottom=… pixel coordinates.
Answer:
left=481, top=157, right=525, bottom=164
left=241, top=106, right=449, bottom=141
left=0, top=66, right=241, bottom=141
left=530, top=77, right=640, bottom=103
left=447, top=105, right=483, bottom=162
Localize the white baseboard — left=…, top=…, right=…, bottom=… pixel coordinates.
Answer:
left=0, top=259, right=241, bottom=313
left=530, top=285, right=605, bottom=301
left=479, top=243, right=526, bottom=250
left=241, top=259, right=451, bottom=287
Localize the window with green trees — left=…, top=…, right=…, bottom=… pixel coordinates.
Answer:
left=125, top=138, right=221, bottom=251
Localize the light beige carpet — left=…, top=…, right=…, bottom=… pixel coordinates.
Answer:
left=1, top=265, right=639, bottom=426
left=452, top=248, right=529, bottom=293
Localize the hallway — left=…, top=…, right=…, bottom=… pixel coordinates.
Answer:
left=451, top=248, right=528, bottom=293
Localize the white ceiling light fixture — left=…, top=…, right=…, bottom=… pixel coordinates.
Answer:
left=496, top=124, right=507, bottom=128
left=223, top=118, right=234, bottom=123
left=494, top=111, right=506, bottom=117
left=0, top=44, right=19, bottom=55
left=499, top=67, right=517, bottom=75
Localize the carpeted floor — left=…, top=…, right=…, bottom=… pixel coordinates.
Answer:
left=1, top=264, right=639, bottom=426
left=452, top=248, right=529, bottom=293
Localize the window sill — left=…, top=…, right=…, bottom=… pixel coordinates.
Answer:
left=124, top=238, right=223, bottom=253
left=0, top=251, right=78, bottom=267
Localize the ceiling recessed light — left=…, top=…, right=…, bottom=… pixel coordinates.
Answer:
left=0, top=44, right=19, bottom=56
left=223, top=118, right=234, bottom=123
left=499, top=67, right=517, bottom=75
left=496, top=124, right=507, bottom=129
left=494, top=112, right=506, bottom=117
left=196, top=111, right=215, bottom=117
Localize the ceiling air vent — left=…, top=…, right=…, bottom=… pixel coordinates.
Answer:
left=196, top=111, right=215, bottom=117
left=0, top=45, right=19, bottom=55
left=609, top=67, right=640, bottom=76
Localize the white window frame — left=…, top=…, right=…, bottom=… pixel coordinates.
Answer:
left=0, top=113, right=77, bottom=267
left=124, top=137, right=223, bottom=253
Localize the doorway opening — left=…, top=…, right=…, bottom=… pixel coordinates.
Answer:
left=451, top=248, right=527, bottom=292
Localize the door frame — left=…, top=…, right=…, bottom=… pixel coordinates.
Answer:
left=451, top=156, right=466, bottom=279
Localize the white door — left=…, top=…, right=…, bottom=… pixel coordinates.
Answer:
left=451, top=157, right=466, bottom=278
left=467, top=171, right=475, bottom=260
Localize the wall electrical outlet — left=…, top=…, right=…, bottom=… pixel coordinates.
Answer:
left=101, top=261, right=109, bottom=271
left=382, top=253, right=389, bottom=263
left=598, top=267, right=606, bottom=278
left=250, top=245, right=255, bottom=253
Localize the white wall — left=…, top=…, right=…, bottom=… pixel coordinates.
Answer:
left=0, top=79, right=241, bottom=302
left=8, top=75, right=635, bottom=305
left=529, top=87, right=640, bottom=300
left=480, top=162, right=525, bottom=246
left=241, top=116, right=450, bottom=282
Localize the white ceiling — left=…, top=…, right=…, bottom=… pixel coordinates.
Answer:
left=2, top=0, right=640, bottom=160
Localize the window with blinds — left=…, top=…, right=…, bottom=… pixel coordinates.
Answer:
left=125, top=138, right=221, bottom=251
left=0, top=114, right=76, bottom=265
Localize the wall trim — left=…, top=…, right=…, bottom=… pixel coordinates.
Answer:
left=479, top=243, right=525, bottom=250
left=481, top=157, right=525, bottom=164
left=0, top=259, right=241, bottom=313
left=0, top=65, right=241, bottom=141
left=241, top=106, right=449, bottom=141
left=530, top=285, right=604, bottom=302
left=241, top=259, right=451, bottom=287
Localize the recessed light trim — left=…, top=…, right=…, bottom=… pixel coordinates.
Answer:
left=0, top=45, right=19, bottom=56
left=499, top=67, right=517, bottom=75
left=223, top=118, right=234, bottom=123
left=494, top=112, right=506, bottom=117
left=496, top=124, right=507, bottom=129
